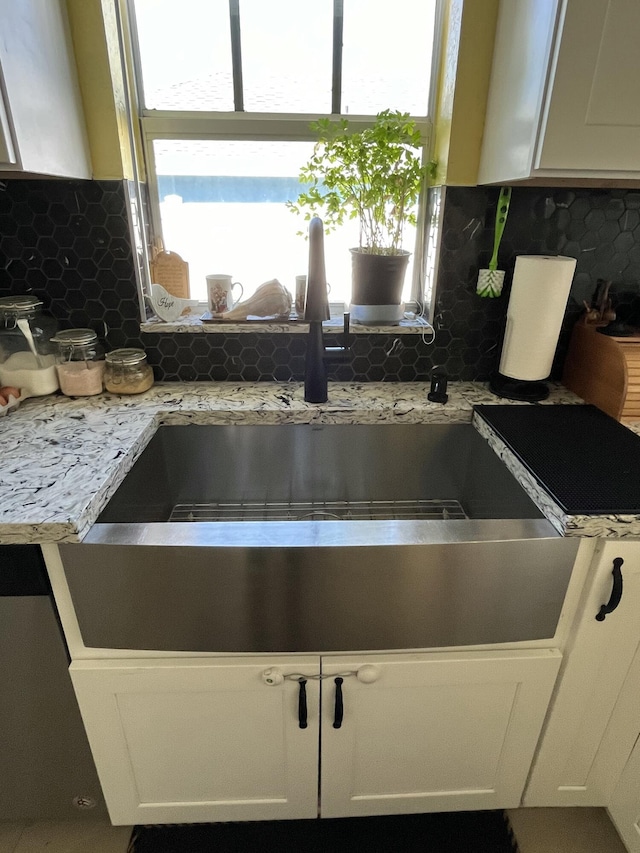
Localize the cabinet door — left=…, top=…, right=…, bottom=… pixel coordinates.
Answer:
left=479, top=0, right=640, bottom=183
left=70, top=657, right=320, bottom=825
left=606, top=645, right=640, bottom=851
left=610, top=735, right=640, bottom=853
left=320, top=650, right=561, bottom=818
left=526, top=542, right=640, bottom=806
left=539, top=0, right=640, bottom=173
left=0, top=0, right=89, bottom=177
left=0, top=86, right=16, bottom=167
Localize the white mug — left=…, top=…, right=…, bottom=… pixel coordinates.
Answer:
left=206, top=274, right=244, bottom=314
left=295, top=275, right=331, bottom=317
left=295, top=275, right=307, bottom=316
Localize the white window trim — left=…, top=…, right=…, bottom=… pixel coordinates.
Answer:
left=124, top=0, right=444, bottom=319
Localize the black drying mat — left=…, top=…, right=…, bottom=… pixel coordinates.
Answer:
left=475, top=404, right=640, bottom=514
left=131, top=811, right=517, bottom=852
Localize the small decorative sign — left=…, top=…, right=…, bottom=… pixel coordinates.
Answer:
left=150, top=250, right=190, bottom=299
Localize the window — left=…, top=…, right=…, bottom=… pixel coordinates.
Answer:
left=128, top=0, right=440, bottom=309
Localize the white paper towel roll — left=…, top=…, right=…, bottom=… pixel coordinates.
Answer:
left=499, top=255, right=577, bottom=382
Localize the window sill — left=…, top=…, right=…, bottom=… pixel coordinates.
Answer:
left=141, top=311, right=431, bottom=335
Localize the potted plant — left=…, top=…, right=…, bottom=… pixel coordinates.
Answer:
left=288, top=109, right=435, bottom=322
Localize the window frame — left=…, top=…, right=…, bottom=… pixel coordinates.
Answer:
left=125, top=0, right=443, bottom=312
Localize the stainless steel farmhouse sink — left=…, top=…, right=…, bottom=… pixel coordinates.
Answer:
left=59, top=424, right=579, bottom=653
left=96, top=423, right=550, bottom=525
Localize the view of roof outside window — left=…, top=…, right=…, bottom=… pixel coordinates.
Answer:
left=131, top=0, right=437, bottom=306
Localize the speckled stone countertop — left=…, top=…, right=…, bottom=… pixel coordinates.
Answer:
left=141, top=314, right=432, bottom=334
left=0, top=380, right=630, bottom=545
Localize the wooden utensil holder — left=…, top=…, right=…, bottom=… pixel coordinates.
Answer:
left=563, top=322, right=640, bottom=421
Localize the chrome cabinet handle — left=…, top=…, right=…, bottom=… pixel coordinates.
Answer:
left=596, top=557, right=624, bottom=622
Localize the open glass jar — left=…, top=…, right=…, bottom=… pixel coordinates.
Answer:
left=51, top=329, right=105, bottom=397
left=104, top=348, right=154, bottom=395
left=0, top=296, right=59, bottom=397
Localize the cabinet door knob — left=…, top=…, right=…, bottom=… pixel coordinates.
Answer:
left=596, top=557, right=624, bottom=622
left=356, top=664, right=380, bottom=683
left=262, top=667, right=284, bottom=685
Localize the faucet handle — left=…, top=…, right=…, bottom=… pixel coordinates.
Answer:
left=341, top=311, right=351, bottom=353
left=323, top=311, right=352, bottom=365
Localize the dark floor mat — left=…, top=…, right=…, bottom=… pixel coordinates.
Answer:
left=131, top=811, right=518, bottom=852
left=473, top=403, right=640, bottom=514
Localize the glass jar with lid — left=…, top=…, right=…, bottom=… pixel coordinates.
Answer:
left=104, top=348, right=154, bottom=395
left=0, top=295, right=59, bottom=397
left=51, top=329, right=105, bottom=397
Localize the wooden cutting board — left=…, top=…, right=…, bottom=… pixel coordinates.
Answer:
left=150, top=250, right=190, bottom=299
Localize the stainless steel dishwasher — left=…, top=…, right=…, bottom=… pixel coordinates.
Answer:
left=0, top=545, right=106, bottom=819
left=58, top=423, right=580, bottom=654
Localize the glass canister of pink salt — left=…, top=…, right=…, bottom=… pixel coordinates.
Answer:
left=51, top=329, right=105, bottom=397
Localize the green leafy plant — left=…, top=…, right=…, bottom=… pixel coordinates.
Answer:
left=288, top=109, right=436, bottom=255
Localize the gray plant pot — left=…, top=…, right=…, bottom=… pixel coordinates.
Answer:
left=350, top=248, right=410, bottom=306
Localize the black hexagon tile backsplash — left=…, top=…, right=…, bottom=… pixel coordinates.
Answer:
left=435, top=186, right=640, bottom=378
left=1, top=179, right=639, bottom=382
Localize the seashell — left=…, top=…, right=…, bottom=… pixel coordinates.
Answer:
left=215, top=279, right=292, bottom=320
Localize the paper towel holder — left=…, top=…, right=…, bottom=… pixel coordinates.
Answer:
left=488, top=254, right=577, bottom=403
left=489, top=372, right=549, bottom=402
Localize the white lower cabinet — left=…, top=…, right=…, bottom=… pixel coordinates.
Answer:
left=320, top=652, right=561, bottom=818
left=525, top=541, right=640, bottom=807
left=71, top=649, right=561, bottom=826
left=608, top=647, right=640, bottom=852
left=69, top=657, right=321, bottom=825
left=610, top=735, right=640, bottom=853
left=604, top=638, right=640, bottom=850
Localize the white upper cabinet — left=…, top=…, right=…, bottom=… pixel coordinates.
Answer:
left=0, top=0, right=91, bottom=178
left=478, top=0, right=640, bottom=184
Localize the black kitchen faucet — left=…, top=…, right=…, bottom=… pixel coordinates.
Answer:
left=303, top=216, right=351, bottom=403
